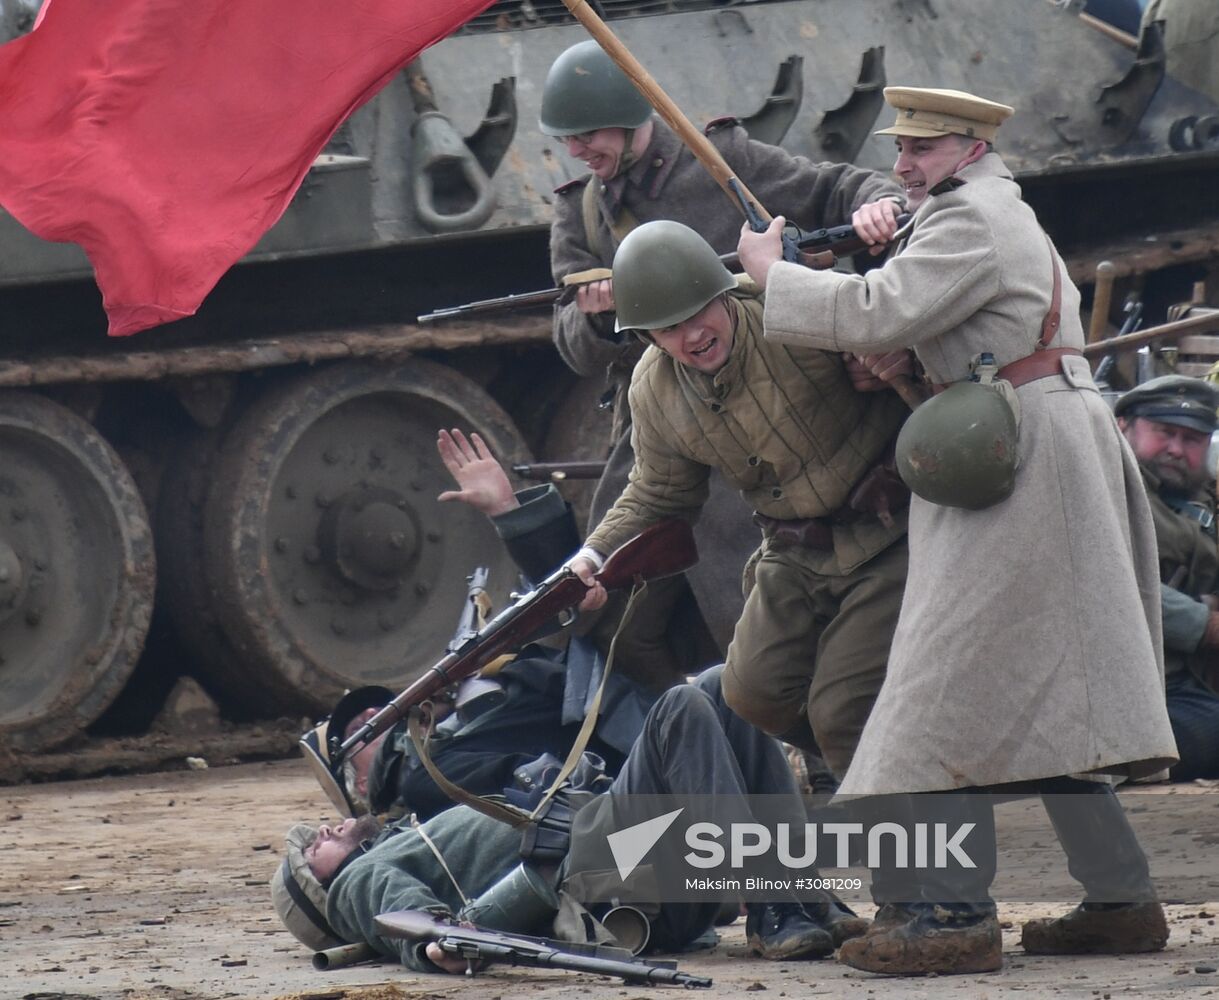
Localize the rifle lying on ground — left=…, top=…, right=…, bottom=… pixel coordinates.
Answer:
left=336, top=518, right=697, bottom=764
left=416, top=216, right=910, bottom=324
left=512, top=460, right=607, bottom=482
left=374, top=910, right=713, bottom=988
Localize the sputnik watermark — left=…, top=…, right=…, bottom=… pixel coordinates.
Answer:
left=685, top=821, right=977, bottom=871
left=606, top=809, right=976, bottom=882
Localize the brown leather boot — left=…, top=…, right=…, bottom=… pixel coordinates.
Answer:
left=838, top=907, right=1002, bottom=976
left=1020, top=902, right=1169, bottom=954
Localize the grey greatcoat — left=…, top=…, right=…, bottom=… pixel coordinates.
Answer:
left=551, top=117, right=903, bottom=649
left=762, top=153, right=1178, bottom=795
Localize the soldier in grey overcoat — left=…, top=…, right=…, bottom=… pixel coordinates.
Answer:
left=542, top=40, right=904, bottom=689
left=739, top=86, right=1178, bottom=977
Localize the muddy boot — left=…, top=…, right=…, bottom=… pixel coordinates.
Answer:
left=745, top=901, right=836, bottom=960
left=1020, top=901, right=1169, bottom=954
left=803, top=897, right=870, bottom=947
left=838, top=905, right=1003, bottom=976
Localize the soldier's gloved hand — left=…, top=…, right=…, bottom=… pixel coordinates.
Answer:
left=575, top=278, right=615, bottom=315
left=844, top=350, right=915, bottom=391
left=567, top=551, right=607, bottom=612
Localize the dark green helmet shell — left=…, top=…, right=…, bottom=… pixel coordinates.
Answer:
left=896, top=381, right=1019, bottom=510
left=539, top=41, right=653, bottom=137
left=612, top=220, right=738, bottom=332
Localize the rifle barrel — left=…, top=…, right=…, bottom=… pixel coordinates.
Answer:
left=1082, top=308, right=1219, bottom=357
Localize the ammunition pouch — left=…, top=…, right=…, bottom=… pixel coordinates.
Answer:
left=519, top=793, right=581, bottom=863
left=509, top=751, right=612, bottom=863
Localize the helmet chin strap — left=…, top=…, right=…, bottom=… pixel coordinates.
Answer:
left=612, top=127, right=638, bottom=176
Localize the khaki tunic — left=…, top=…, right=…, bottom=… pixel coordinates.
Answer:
left=551, top=118, right=903, bottom=649
left=585, top=294, right=908, bottom=770
left=763, top=153, right=1178, bottom=794
left=1143, top=468, right=1219, bottom=681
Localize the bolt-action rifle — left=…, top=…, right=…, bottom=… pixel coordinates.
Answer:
left=416, top=217, right=909, bottom=324
left=336, top=518, right=697, bottom=764
left=511, top=460, right=607, bottom=482
left=374, top=909, right=713, bottom=988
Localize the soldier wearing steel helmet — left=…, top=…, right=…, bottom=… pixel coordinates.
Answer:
left=737, top=86, right=1177, bottom=975
left=541, top=39, right=906, bottom=694
left=1116, top=375, right=1219, bottom=782
left=566, top=219, right=910, bottom=845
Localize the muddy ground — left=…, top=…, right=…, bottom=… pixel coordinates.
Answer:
left=3, top=758, right=1219, bottom=1000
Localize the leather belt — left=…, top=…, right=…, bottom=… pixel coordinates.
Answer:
left=932, top=347, right=1083, bottom=394
left=752, top=512, right=834, bottom=550
left=996, top=347, right=1083, bottom=388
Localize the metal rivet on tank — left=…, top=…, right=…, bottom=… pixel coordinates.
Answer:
left=285, top=484, right=298, bottom=499
left=323, top=448, right=339, bottom=465
left=274, top=537, right=289, bottom=553
left=331, top=617, right=347, bottom=635
left=389, top=531, right=406, bottom=550
left=315, top=492, right=331, bottom=508
left=377, top=611, right=395, bottom=632
left=24, top=608, right=41, bottom=626
left=415, top=582, right=429, bottom=597
left=292, top=589, right=309, bottom=605
left=426, top=530, right=441, bottom=543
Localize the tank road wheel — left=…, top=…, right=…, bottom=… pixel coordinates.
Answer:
left=0, top=392, right=155, bottom=752
left=202, top=360, right=532, bottom=716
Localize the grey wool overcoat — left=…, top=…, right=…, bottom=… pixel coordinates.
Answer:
left=762, top=153, right=1178, bottom=795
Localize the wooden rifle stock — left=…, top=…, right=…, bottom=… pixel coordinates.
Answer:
left=337, top=519, right=697, bottom=762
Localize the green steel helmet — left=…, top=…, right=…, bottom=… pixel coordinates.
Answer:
left=539, top=41, right=653, bottom=137
left=895, top=381, right=1019, bottom=510
left=612, top=220, right=738, bottom=332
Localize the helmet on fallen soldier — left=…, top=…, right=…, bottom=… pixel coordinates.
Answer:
left=270, top=824, right=347, bottom=952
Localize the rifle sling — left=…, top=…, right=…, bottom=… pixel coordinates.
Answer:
left=407, top=709, right=533, bottom=829
left=527, top=581, right=645, bottom=821
left=404, top=582, right=648, bottom=829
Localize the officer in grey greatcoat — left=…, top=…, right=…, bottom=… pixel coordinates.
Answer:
left=1117, top=375, right=1219, bottom=781
left=542, top=40, right=904, bottom=694
left=738, top=85, right=1178, bottom=977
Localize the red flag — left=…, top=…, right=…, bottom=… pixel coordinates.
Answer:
left=0, top=0, right=495, bottom=336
